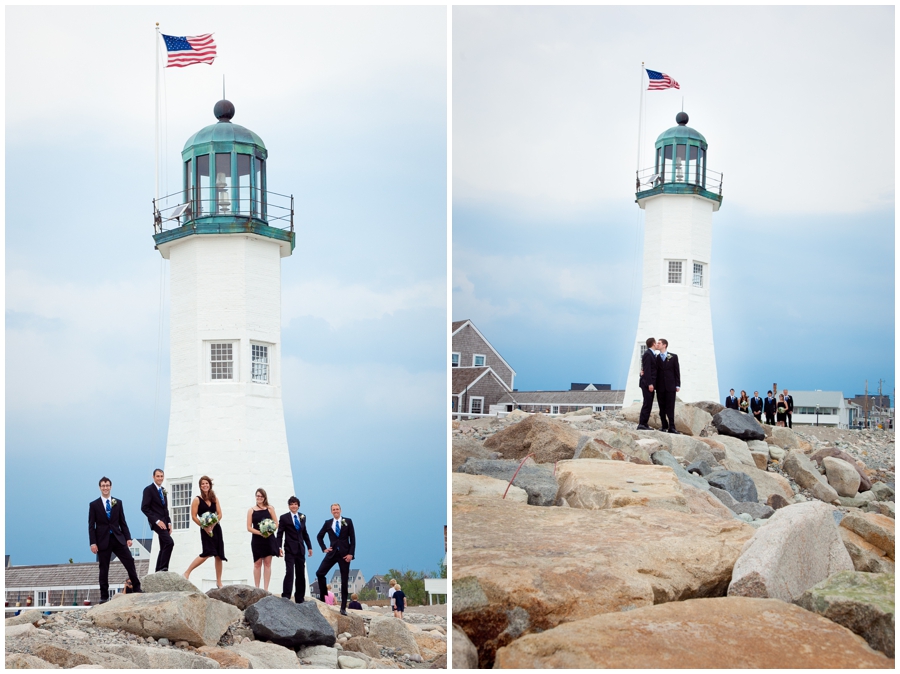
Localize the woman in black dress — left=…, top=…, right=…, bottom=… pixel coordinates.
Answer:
left=776, top=394, right=788, bottom=427
left=184, top=476, right=227, bottom=588
left=247, top=488, right=278, bottom=591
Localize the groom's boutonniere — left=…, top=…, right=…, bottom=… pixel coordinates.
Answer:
left=162, top=488, right=168, bottom=497
left=111, top=498, right=118, bottom=507
left=300, top=514, right=306, bottom=522
left=340, top=518, right=347, bottom=527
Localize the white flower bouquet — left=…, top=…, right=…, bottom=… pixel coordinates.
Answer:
left=259, top=518, right=277, bottom=538
left=198, top=511, right=219, bottom=536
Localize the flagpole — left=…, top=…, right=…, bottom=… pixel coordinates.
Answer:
left=155, top=23, right=160, bottom=204
left=636, top=62, right=644, bottom=187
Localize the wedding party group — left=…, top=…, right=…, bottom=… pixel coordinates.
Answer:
left=87, top=470, right=358, bottom=614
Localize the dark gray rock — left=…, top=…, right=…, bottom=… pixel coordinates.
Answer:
left=245, top=596, right=336, bottom=649
left=732, top=501, right=775, bottom=520
left=650, top=450, right=710, bottom=491
left=707, top=470, right=759, bottom=503
left=712, top=409, right=766, bottom=441
left=871, top=482, right=895, bottom=501
left=207, top=584, right=271, bottom=611
left=686, top=460, right=715, bottom=477
left=767, top=493, right=791, bottom=510
left=457, top=458, right=558, bottom=506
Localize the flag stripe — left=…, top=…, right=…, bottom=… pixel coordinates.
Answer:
left=646, top=68, right=680, bottom=91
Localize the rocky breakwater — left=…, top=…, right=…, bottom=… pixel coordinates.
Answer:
left=453, top=410, right=895, bottom=667
left=5, top=573, right=447, bottom=669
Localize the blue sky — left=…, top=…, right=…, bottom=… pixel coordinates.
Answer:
left=6, top=6, right=447, bottom=579
left=452, top=6, right=894, bottom=403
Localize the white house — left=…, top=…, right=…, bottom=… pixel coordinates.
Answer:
left=790, top=391, right=854, bottom=428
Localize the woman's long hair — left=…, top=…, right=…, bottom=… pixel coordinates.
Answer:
left=199, top=476, right=217, bottom=504
left=256, top=487, right=269, bottom=507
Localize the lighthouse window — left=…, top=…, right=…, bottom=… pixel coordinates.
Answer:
left=215, top=154, right=232, bottom=215
left=667, top=260, right=683, bottom=284
left=251, top=344, right=269, bottom=384
left=693, top=262, right=704, bottom=288
left=171, top=481, right=193, bottom=530
left=237, top=154, right=251, bottom=216
left=197, top=155, right=210, bottom=215
left=662, top=145, right=672, bottom=182
left=689, top=146, right=699, bottom=185
left=210, top=343, right=233, bottom=380
left=675, top=144, right=686, bottom=182
left=255, top=160, right=265, bottom=219
left=184, top=159, right=192, bottom=207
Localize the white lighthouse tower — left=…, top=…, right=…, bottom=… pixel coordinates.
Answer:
left=623, top=112, right=722, bottom=405
left=150, top=100, right=307, bottom=595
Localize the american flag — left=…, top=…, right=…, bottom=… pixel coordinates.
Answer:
left=162, top=33, right=217, bottom=68
left=646, top=69, right=680, bottom=91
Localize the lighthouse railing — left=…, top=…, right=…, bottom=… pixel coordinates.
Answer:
left=152, top=189, right=294, bottom=235
left=635, top=166, right=722, bottom=195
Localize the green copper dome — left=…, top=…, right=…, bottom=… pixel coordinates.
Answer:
left=655, top=111, right=707, bottom=148
left=181, top=99, right=267, bottom=157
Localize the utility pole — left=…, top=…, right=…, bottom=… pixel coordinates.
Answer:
left=864, top=379, right=869, bottom=429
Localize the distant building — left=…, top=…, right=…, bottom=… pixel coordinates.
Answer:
left=851, top=394, right=892, bottom=409
left=365, top=574, right=391, bottom=599
left=6, top=560, right=150, bottom=607
left=452, top=320, right=515, bottom=415
left=494, top=388, right=625, bottom=415
left=330, top=569, right=365, bottom=601
left=790, top=391, right=855, bottom=428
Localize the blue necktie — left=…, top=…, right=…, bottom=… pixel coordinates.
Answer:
left=335, top=520, right=340, bottom=536
left=294, top=515, right=300, bottom=531
left=159, top=488, right=165, bottom=505
left=105, top=500, right=111, bottom=519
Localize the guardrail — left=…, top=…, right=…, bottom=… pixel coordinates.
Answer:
left=153, top=188, right=293, bottom=235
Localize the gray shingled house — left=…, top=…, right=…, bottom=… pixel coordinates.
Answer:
left=5, top=559, right=150, bottom=608
left=452, top=319, right=515, bottom=415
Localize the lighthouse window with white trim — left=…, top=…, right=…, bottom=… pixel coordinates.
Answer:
left=667, top=261, right=683, bottom=284
left=693, top=263, right=704, bottom=288
left=210, top=343, right=233, bottom=380
left=171, top=481, right=193, bottom=530
left=252, top=344, right=269, bottom=384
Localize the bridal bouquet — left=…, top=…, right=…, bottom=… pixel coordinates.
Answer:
left=259, top=518, right=277, bottom=538
left=198, top=512, right=219, bottom=537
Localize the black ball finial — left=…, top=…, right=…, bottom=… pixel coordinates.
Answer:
left=675, top=111, right=689, bottom=126
left=214, top=99, right=235, bottom=122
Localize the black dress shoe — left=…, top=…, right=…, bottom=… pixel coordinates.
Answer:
left=668, top=429, right=681, bottom=434
left=99, top=598, right=110, bottom=604
left=340, top=610, right=348, bottom=616
left=659, top=426, right=669, bottom=433
left=636, top=424, right=651, bottom=430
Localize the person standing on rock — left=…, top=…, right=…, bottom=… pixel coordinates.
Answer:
left=141, top=468, right=173, bottom=573
left=184, top=476, right=227, bottom=588
left=750, top=391, right=764, bottom=424
left=764, top=391, right=777, bottom=425
left=277, top=496, right=313, bottom=603
left=315, top=503, right=356, bottom=616
left=88, top=476, right=143, bottom=603
left=636, top=337, right=659, bottom=431
left=725, top=389, right=739, bottom=409
left=655, top=338, right=681, bottom=434
left=783, top=389, right=794, bottom=428
left=248, top=488, right=278, bottom=592
left=776, top=393, right=788, bottom=427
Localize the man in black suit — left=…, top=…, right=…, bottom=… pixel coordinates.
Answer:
left=636, top=337, right=659, bottom=430
left=655, top=338, right=681, bottom=434
left=763, top=391, right=777, bottom=425
left=315, top=503, right=355, bottom=615
left=725, top=389, right=739, bottom=410
left=783, top=389, right=794, bottom=428
left=277, top=496, right=313, bottom=603
left=140, top=468, right=173, bottom=573
left=89, top=476, right=142, bottom=602
left=750, top=391, right=764, bottom=425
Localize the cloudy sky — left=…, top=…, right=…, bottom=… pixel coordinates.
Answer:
left=453, top=5, right=894, bottom=403
left=6, top=6, right=447, bottom=578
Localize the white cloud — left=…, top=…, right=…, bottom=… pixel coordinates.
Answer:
left=283, top=278, right=445, bottom=330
